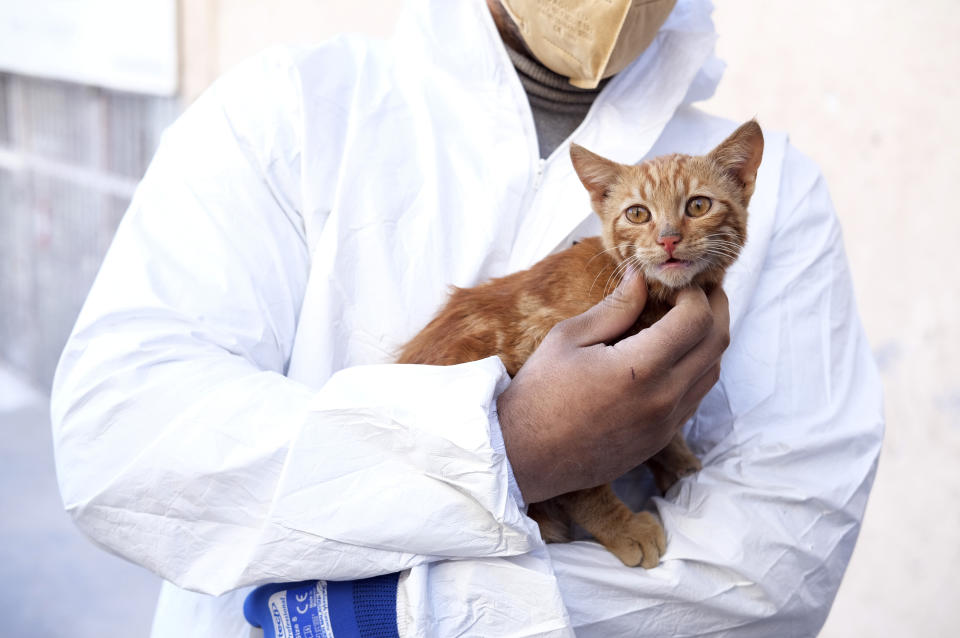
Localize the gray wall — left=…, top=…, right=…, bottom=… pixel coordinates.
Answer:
left=0, top=72, right=180, bottom=389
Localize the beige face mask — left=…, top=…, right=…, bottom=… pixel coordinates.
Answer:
left=500, top=0, right=678, bottom=89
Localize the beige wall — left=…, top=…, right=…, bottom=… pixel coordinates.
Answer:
left=177, top=1, right=960, bottom=635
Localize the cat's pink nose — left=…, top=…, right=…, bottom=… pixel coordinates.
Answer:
left=657, top=234, right=681, bottom=257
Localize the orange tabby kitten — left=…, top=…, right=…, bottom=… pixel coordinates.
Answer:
left=398, top=120, right=764, bottom=567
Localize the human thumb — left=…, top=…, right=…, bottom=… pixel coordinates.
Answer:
left=563, top=267, right=648, bottom=346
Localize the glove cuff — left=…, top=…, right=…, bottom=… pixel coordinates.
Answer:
left=244, top=573, right=400, bottom=637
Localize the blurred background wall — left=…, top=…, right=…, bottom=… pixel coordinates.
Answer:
left=0, top=0, right=400, bottom=387
left=0, top=76, right=177, bottom=384
left=1, top=1, right=958, bottom=637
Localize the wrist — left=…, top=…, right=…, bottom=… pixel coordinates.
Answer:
left=496, top=391, right=556, bottom=503
left=489, top=400, right=526, bottom=509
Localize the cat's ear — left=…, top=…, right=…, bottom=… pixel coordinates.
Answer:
left=708, top=120, right=764, bottom=204
left=570, top=143, right=622, bottom=208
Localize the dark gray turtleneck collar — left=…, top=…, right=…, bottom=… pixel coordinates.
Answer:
left=505, top=45, right=609, bottom=159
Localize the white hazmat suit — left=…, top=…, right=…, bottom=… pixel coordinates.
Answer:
left=51, top=0, right=884, bottom=635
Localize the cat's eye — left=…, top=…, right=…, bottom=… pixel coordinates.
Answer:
left=686, top=196, right=712, bottom=217
left=624, top=205, right=650, bottom=224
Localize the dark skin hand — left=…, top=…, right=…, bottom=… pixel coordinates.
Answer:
left=498, top=268, right=730, bottom=504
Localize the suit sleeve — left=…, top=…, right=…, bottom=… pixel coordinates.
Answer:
left=550, top=145, right=884, bottom=637
left=50, top=49, right=537, bottom=597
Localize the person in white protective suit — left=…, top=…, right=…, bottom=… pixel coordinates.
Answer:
left=50, top=0, right=884, bottom=635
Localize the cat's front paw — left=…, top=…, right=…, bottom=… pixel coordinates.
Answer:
left=603, top=511, right=666, bottom=569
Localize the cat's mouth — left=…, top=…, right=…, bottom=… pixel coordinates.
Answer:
left=659, top=258, right=692, bottom=269
left=644, top=255, right=702, bottom=288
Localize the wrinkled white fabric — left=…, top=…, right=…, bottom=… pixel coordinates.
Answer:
left=50, top=0, right=883, bottom=636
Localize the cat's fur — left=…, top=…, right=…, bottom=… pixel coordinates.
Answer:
left=397, top=121, right=764, bottom=568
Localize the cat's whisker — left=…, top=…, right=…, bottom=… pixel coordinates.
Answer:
left=587, top=243, right=635, bottom=294
left=601, top=261, right=632, bottom=299
left=589, top=256, right=626, bottom=295
left=704, top=252, right=740, bottom=262
left=696, top=250, right=758, bottom=273
left=699, top=237, right=743, bottom=253
left=696, top=254, right=735, bottom=269
left=707, top=244, right=743, bottom=255
left=700, top=238, right=743, bottom=250
left=697, top=242, right=742, bottom=257
left=602, top=257, right=641, bottom=300
left=700, top=232, right=739, bottom=241
left=705, top=240, right=742, bottom=250
left=705, top=243, right=744, bottom=256
left=589, top=270, right=608, bottom=296
left=593, top=259, right=632, bottom=298
left=695, top=253, right=758, bottom=275
left=588, top=244, right=643, bottom=295
left=586, top=242, right=634, bottom=268
left=698, top=249, right=739, bottom=263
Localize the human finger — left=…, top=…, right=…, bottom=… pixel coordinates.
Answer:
left=670, top=286, right=730, bottom=383
left=706, top=286, right=730, bottom=333
left=615, top=285, right=712, bottom=367
left=557, top=267, right=648, bottom=347
left=668, top=361, right=721, bottom=432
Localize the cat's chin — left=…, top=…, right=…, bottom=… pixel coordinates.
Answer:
left=646, top=261, right=700, bottom=289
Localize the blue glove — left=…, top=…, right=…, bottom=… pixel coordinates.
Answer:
left=243, top=573, right=399, bottom=638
